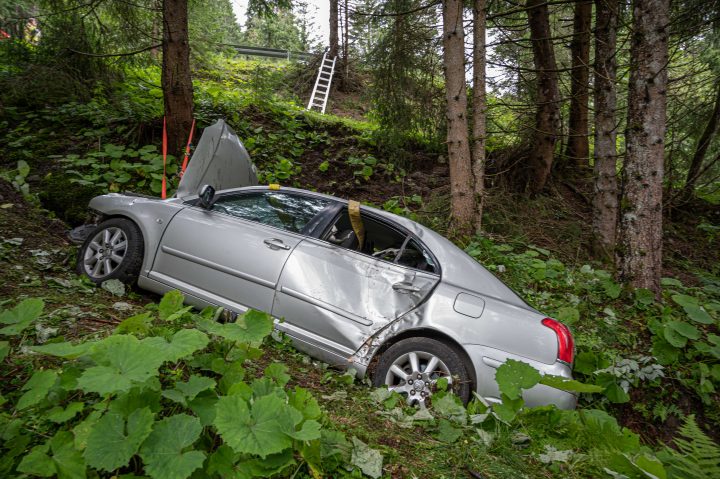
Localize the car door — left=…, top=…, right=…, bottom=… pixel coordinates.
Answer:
left=150, top=190, right=333, bottom=314
left=272, top=210, right=440, bottom=361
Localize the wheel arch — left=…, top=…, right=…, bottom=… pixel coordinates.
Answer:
left=367, top=328, right=477, bottom=391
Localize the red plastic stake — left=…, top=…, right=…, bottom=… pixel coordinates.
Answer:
left=161, top=116, right=168, bottom=200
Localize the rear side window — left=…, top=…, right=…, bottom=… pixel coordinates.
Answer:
left=324, top=209, right=439, bottom=274
left=211, top=192, right=331, bottom=233
left=397, top=239, right=438, bottom=274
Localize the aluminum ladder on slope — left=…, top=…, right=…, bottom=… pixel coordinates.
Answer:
left=307, top=51, right=336, bottom=114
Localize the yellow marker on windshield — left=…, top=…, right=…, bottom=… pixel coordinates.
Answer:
left=269, top=184, right=280, bottom=190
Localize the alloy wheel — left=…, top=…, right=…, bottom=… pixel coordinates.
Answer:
left=384, top=351, right=452, bottom=406
left=83, top=227, right=128, bottom=278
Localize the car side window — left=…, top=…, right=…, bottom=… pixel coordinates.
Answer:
left=324, top=209, right=438, bottom=273
left=211, top=192, right=331, bottom=234
left=325, top=210, right=406, bottom=259
left=396, top=239, right=438, bottom=274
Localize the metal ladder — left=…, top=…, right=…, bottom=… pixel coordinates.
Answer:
left=307, top=51, right=336, bottom=114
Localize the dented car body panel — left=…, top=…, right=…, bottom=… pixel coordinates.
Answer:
left=84, top=122, right=576, bottom=409
left=90, top=185, right=577, bottom=409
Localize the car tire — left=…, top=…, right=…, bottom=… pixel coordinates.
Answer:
left=77, top=218, right=144, bottom=285
left=372, top=337, right=472, bottom=405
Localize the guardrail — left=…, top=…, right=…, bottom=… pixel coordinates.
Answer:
left=219, top=43, right=316, bottom=61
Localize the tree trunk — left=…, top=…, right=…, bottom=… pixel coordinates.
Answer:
left=162, top=0, right=194, bottom=158
left=681, top=85, right=720, bottom=200
left=619, top=0, right=669, bottom=295
left=591, top=0, right=619, bottom=260
left=329, top=0, right=339, bottom=57
left=526, top=0, right=561, bottom=194
left=443, top=0, right=475, bottom=233
left=472, top=0, right=487, bottom=233
left=565, top=0, right=592, bottom=168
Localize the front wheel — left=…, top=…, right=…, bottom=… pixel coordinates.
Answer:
left=77, top=218, right=144, bottom=285
left=372, top=337, right=472, bottom=406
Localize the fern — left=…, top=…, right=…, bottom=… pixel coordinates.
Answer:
left=663, top=415, right=720, bottom=479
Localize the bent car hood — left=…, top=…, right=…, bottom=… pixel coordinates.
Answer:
left=176, top=119, right=258, bottom=199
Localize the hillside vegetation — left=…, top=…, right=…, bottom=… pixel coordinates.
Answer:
left=1, top=53, right=719, bottom=478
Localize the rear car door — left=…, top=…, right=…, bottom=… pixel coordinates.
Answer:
left=272, top=209, right=440, bottom=361
left=150, top=190, right=332, bottom=313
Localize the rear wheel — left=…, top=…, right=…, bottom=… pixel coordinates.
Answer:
left=372, top=337, right=472, bottom=406
left=77, top=218, right=144, bottom=285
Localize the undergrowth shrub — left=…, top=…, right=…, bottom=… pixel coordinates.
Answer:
left=0, top=292, right=352, bottom=478
left=466, top=237, right=720, bottom=428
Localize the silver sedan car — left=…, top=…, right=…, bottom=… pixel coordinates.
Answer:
left=76, top=120, right=576, bottom=409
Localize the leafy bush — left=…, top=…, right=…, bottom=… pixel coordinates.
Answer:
left=0, top=292, right=352, bottom=478
left=61, top=144, right=175, bottom=195
left=465, top=236, right=720, bottom=439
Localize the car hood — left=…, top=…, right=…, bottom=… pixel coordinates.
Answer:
left=176, top=119, right=258, bottom=199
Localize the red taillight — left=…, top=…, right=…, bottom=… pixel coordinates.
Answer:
left=542, top=318, right=574, bottom=364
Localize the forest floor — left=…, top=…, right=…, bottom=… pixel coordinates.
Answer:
left=0, top=176, right=559, bottom=478
left=1, top=59, right=719, bottom=478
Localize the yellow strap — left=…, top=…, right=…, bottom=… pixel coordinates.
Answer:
left=268, top=183, right=281, bottom=190
left=348, top=200, right=365, bottom=250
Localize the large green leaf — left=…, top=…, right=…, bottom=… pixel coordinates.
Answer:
left=539, top=375, right=604, bottom=394
left=84, top=408, right=154, bottom=472
left=0, top=340, right=9, bottom=362
left=214, top=394, right=301, bottom=458
left=145, top=329, right=209, bottom=362
left=139, top=414, right=205, bottom=479
left=493, top=394, right=524, bottom=423
left=667, top=321, right=701, bottom=341
left=115, top=312, right=153, bottom=335
left=78, top=335, right=164, bottom=395
left=159, top=290, right=185, bottom=321
left=663, top=322, right=693, bottom=349
left=671, top=294, right=698, bottom=308
left=682, top=304, right=714, bottom=325
left=288, top=387, right=321, bottom=421
left=30, top=341, right=92, bottom=359
left=495, top=359, right=541, bottom=400
left=0, top=298, right=44, bottom=336
left=288, top=420, right=322, bottom=441
left=18, top=431, right=86, bottom=479
left=17, top=369, right=58, bottom=410
left=350, top=437, right=383, bottom=479
left=432, top=394, right=467, bottom=425
left=47, top=402, right=84, bottom=424
left=196, top=309, right=273, bottom=344
left=17, top=444, right=54, bottom=477
left=436, top=419, right=462, bottom=443
left=162, top=375, right=216, bottom=406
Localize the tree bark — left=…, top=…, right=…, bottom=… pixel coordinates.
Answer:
left=526, top=0, right=561, bottom=194
left=162, top=0, right=194, bottom=158
left=619, top=0, right=669, bottom=296
left=443, top=0, right=475, bottom=233
left=472, top=0, right=487, bottom=233
left=565, top=0, right=592, bottom=168
left=591, top=0, right=619, bottom=260
left=329, top=0, right=339, bottom=57
left=681, top=85, right=720, bottom=200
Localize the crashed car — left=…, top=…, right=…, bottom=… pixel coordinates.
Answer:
left=76, top=119, right=576, bottom=409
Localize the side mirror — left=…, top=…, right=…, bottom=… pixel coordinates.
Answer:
left=197, top=185, right=215, bottom=209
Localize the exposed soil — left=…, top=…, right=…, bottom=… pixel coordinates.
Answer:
left=0, top=179, right=154, bottom=341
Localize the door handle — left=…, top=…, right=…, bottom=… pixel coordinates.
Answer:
left=392, top=282, right=420, bottom=293
left=263, top=238, right=291, bottom=250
